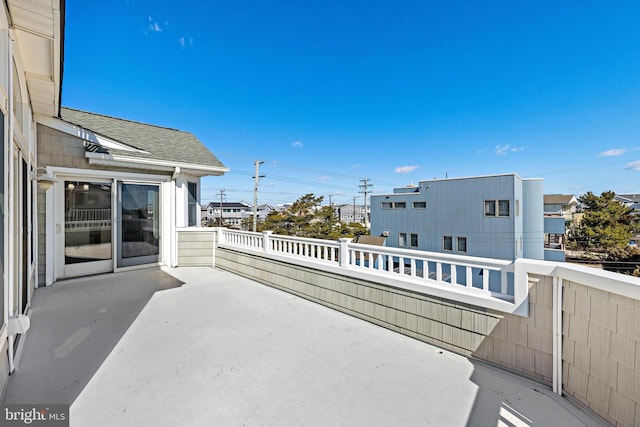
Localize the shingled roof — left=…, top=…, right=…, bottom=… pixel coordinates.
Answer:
left=544, top=194, right=577, bottom=205
left=60, top=107, right=227, bottom=172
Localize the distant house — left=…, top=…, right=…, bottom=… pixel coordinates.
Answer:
left=542, top=194, right=578, bottom=261
left=203, top=201, right=253, bottom=228
left=336, top=204, right=367, bottom=224
left=543, top=194, right=578, bottom=221
left=257, top=204, right=276, bottom=221
left=614, top=194, right=640, bottom=215
left=370, top=173, right=559, bottom=261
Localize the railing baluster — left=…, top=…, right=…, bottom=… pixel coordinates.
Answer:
left=218, top=230, right=515, bottom=300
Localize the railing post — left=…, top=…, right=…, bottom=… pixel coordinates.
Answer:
left=263, top=231, right=273, bottom=253
left=216, top=227, right=226, bottom=244
left=338, top=238, right=352, bottom=268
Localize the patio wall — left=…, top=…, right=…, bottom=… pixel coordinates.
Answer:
left=562, top=280, right=640, bottom=426
left=176, top=228, right=216, bottom=267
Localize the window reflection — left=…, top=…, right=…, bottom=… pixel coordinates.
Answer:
left=120, top=184, right=160, bottom=260
left=65, top=181, right=112, bottom=264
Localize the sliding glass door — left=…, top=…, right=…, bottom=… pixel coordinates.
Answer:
left=60, top=178, right=162, bottom=278
left=64, top=180, right=113, bottom=277
left=117, top=183, right=160, bottom=267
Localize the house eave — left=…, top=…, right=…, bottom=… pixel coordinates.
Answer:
left=85, top=152, right=229, bottom=177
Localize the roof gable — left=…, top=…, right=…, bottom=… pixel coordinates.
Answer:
left=544, top=194, right=577, bottom=205
left=59, top=108, right=227, bottom=174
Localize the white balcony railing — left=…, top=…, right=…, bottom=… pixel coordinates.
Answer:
left=217, top=229, right=522, bottom=313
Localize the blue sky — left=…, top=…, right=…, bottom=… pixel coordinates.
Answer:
left=62, top=1, right=640, bottom=206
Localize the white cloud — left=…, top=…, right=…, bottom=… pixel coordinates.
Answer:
left=624, top=160, right=640, bottom=171
left=496, top=145, right=510, bottom=155
left=179, top=36, right=194, bottom=48
left=292, top=141, right=303, bottom=148
left=317, top=176, right=330, bottom=181
left=395, top=165, right=419, bottom=174
left=599, top=148, right=626, bottom=157
left=495, top=144, right=525, bottom=155
left=148, top=17, right=163, bottom=32
left=352, top=163, right=361, bottom=169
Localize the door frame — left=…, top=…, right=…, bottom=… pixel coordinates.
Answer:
left=55, top=177, right=114, bottom=278
left=47, top=167, right=172, bottom=283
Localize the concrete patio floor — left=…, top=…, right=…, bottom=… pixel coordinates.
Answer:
left=3, top=267, right=604, bottom=426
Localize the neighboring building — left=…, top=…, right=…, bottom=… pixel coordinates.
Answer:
left=202, top=201, right=253, bottom=228
left=256, top=203, right=276, bottom=221
left=543, top=215, right=566, bottom=262
left=543, top=194, right=578, bottom=221
left=370, top=173, right=547, bottom=261
left=615, top=193, right=640, bottom=215
left=336, top=203, right=367, bottom=224
left=542, top=194, right=578, bottom=262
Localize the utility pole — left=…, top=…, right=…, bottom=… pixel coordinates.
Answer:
left=359, top=178, right=372, bottom=228
left=353, top=196, right=357, bottom=224
left=252, top=160, right=265, bottom=232
left=218, top=189, right=226, bottom=226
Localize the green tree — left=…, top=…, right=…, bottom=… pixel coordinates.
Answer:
left=258, top=193, right=369, bottom=240
left=573, top=191, right=637, bottom=252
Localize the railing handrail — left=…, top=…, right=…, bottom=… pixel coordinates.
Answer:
left=266, top=232, right=341, bottom=247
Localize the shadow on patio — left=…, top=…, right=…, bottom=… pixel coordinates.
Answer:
left=3, top=267, right=604, bottom=426
left=2, top=267, right=184, bottom=404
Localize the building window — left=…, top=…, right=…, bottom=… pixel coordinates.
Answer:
left=187, top=182, right=197, bottom=226
left=457, top=237, right=467, bottom=253
left=545, top=233, right=565, bottom=250
left=399, top=232, right=407, bottom=247
left=443, top=235, right=453, bottom=251
left=412, top=201, right=426, bottom=209
left=484, top=200, right=510, bottom=217
left=381, top=201, right=407, bottom=209
left=410, top=233, right=418, bottom=248
left=498, top=200, right=510, bottom=216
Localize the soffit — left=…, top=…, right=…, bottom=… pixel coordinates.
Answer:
left=7, top=0, right=62, bottom=117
